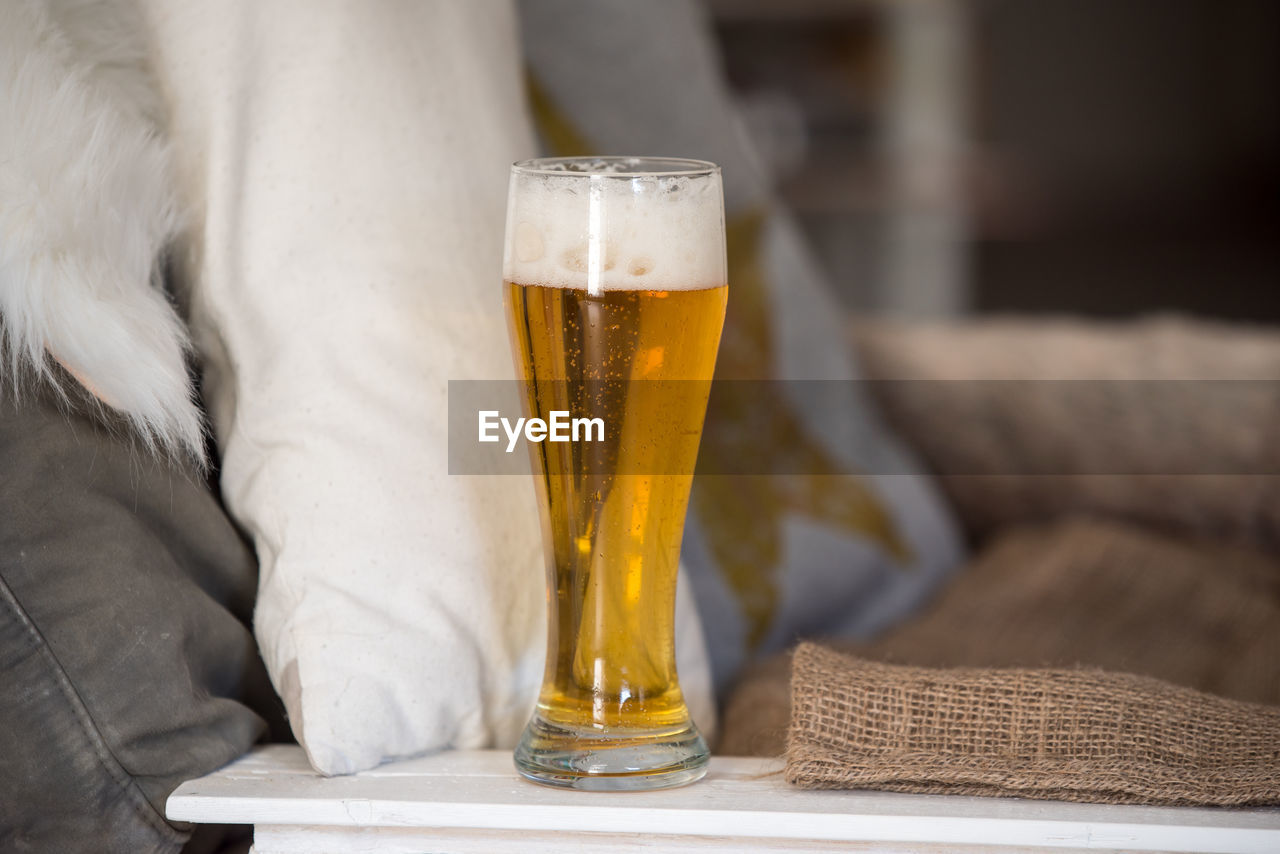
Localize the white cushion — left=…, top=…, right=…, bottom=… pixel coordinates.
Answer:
left=141, top=0, right=714, bottom=775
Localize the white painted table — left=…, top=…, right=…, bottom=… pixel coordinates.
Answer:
left=168, top=745, right=1280, bottom=854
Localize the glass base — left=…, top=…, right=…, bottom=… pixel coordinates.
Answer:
left=514, top=713, right=709, bottom=791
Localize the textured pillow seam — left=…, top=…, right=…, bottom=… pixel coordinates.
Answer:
left=0, top=573, right=188, bottom=845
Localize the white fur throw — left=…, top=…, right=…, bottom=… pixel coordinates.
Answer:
left=0, top=0, right=201, bottom=457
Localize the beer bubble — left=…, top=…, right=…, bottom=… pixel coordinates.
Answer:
left=658, top=176, right=687, bottom=195
left=628, top=257, right=654, bottom=277
left=560, top=242, right=617, bottom=273
left=514, top=221, right=544, bottom=263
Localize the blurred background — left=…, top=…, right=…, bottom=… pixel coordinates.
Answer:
left=706, top=0, right=1279, bottom=321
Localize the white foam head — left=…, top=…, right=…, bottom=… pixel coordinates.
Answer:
left=504, top=157, right=726, bottom=292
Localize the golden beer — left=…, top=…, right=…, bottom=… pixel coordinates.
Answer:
left=506, top=282, right=727, bottom=732
left=505, top=156, right=726, bottom=789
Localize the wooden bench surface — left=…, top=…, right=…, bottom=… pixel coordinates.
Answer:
left=168, top=745, right=1280, bottom=854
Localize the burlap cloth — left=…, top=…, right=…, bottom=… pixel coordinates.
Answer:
left=720, top=519, right=1280, bottom=804
left=716, top=318, right=1280, bottom=804
left=786, top=643, right=1280, bottom=806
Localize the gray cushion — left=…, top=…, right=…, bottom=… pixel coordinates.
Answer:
left=0, top=380, right=282, bottom=853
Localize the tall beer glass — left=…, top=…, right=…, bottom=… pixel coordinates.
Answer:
left=505, top=157, right=726, bottom=789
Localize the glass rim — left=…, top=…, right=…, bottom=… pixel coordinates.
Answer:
left=511, top=155, right=720, bottom=178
